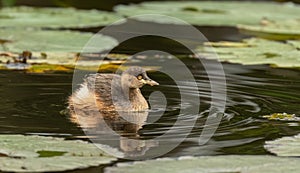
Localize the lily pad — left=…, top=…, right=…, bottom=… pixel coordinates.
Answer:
left=25, top=64, right=74, bottom=73
left=0, top=29, right=118, bottom=65
left=115, top=1, right=300, bottom=26
left=238, top=19, right=300, bottom=40
left=288, top=40, right=300, bottom=49
left=265, top=133, right=300, bottom=156
left=0, top=6, right=122, bottom=28
left=199, top=38, right=300, bottom=68
left=262, top=113, right=300, bottom=121
left=0, top=135, right=116, bottom=172
left=105, top=155, right=300, bottom=173
left=0, top=29, right=117, bottom=53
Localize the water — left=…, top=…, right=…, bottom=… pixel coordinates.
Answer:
left=1, top=58, right=300, bottom=160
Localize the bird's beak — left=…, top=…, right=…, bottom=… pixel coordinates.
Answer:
left=142, top=74, right=159, bottom=86
left=145, top=79, right=159, bottom=86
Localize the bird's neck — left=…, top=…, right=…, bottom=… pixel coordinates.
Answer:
left=127, top=88, right=149, bottom=111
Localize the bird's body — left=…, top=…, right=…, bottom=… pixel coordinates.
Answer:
left=67, top=67, right=159, bottom=155
left=69, top=67, right=158, bottom=113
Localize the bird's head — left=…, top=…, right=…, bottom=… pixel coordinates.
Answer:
left=122, top=66, right=159, bottom=89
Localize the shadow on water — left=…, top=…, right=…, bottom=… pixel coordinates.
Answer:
left=0, top=57, right=300, bottom=159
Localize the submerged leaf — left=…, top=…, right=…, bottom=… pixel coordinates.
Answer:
left=105, top=155, right=300, bottom=173
left=0, top=135, right=116, bottom=172
left=0, top=6, right=122, bottom=28
left=265, top=133, right=300, bottom=156
left=199, top=38, right=300, bottom=68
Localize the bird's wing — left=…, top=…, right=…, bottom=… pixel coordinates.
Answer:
left=85, top=73, right=122, bottom=110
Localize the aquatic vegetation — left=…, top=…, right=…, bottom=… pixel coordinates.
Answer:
left=115, top=1, right=300, bottom=27
left=262, top=113, right=300, bottom=121
left=0, top=29, right=117, bottom=55
left=238, top=19, right=300, bottom=40
left=0, top=135, right=116, bottom=172
left=265, top=133, right=300, bottom=156
left=0, top=6, right=122, bottom=28
left=288, top=40, right=300, bottom=49
left=199, top=38, right=300, bottom=68
left=115, top=1, right=300, bottom=41
left=26, top=64, right=74, bottom=73
left=105, top=155, right=300, bottom=173
left=0, top=29, right=118, bottom=70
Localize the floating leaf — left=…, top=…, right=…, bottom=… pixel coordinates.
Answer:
left=262, top=113, right=300, bottom=121
left=0, top=6, right=122, bottom=28
left=204, top=41, right=250, bottom=48
left=199, top=38, right=300, bottom=68
left=115, top=1, right=300, bottom=26
left=0, top=29, right=118, bottom=66
left=0, top=29, right=117, bottom=53
left=288, top=40, right=300, bottom=49
left=0, top=135, right=116, bottom=172
left=105, top=155, right=300, bottom=173
left=265, top=134, right=300, bottom=156
left=26, top=64, right=74, bottom=73
left=238, top=19, right=300, bottom=40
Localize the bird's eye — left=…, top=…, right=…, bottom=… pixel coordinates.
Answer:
left=137, top=75, right=143, bottom=80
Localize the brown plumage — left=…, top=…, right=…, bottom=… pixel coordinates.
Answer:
left=69, top=66, right=159, bottom=114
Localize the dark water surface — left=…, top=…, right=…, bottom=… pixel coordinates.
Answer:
left=1, top=58, right=299, bottom=160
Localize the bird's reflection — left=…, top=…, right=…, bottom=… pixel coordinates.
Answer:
left=68, top=102, right=158, bottom=158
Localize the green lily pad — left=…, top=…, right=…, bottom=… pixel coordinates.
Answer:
left=0, top=29, right=117, bottom=53
left=199, top=38, right=300, bottom=68
left=115, top=1, right=300, bottom=26
left=0, top=135, right=117, bottom=172
left=288, top=40, right=300, bottom=49
left=0, top=6, right=122, bottom=28
left=262, top=113, right=300, bottom=121
left=265, top=134, right=300, bottom=156
left=105, top=155, right=300, bottom=173
left=238, top=19, right=300, bottom=40
left=0, top=29, right=118, bottom=65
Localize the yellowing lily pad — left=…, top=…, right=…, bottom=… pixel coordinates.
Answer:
left=203, top=41, right=250, bottom=48
left=115, top=1, right=300, bottom=26
left=265, top=133, right=300, bottom=156
left=199, top=38, right=300, bottom=68
left=262, top=113, right=300, bottom=121
left=0, top=135, right=117, bottom=172
left=26, top=64, right=74, bottom=73
left=105, top=155, right=300, bottom=173
left=0, top=6, right=122, bottom=28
